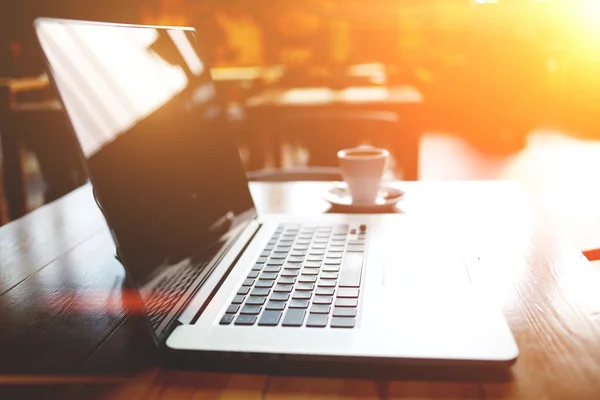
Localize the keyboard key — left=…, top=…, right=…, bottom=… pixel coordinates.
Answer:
left=328, top=247, right=344, bottom=253
left=251, top=264, right=263, bottom=271
left=296, top=283, right=315, bottom=291
left=258, top=310, right=283, bottom=326
left=324, top=258, right=342, bottom=265
left=256, top=257, right=268, bottom=264
left=287, top=256, right=304, bottom=263
left=270, top=253, right=287, bottom=259
left=293, top=245, right=309, bottom=250
left=274, top=247, right=290, bottom=253
left=337, top=288, right=359, bottom=298
left=246, top=296, right=267, bottom=306
left=243, top=279, right=255, bottom=286
left=283, top=263, right=302, bottom=270
left=291, top=252, right=307, bottom=258
left=274, top=284, right=293, bottom=292
left=220, top=314, right=234, bottom=325
left=278, top=276, right=296, bottom=285
left=308, top=255, right=324, bottom=261
left=267, top=259, right=285, bottom=266
left=281, top=269, right=299, bottom=277
left=289, top=300, right=310, bottom=309
left=251, top=288, right=270, bottom=296
left=318, top=280, right=337, bottom=287
left=348, top=240, right=366, bottom=245
left=311, top=244, right=327, bottom=250
left=299, top=275, right=317, bottom=283
left=264, top=266, right=282, bottom=273
left=304, top=262, right=321, bottom=268
left=292, top=291, right=312, bottom=300
left=309, top=249, right=326, bottom=255
left=255, top=280, right=275, bottom=288
left=313, top=296, right=333, bottom=305
left=266, top=301, right=286, bottom=310
left=333, top=307, right=357, bottom=317
left=339, top=253, right=363, bottom=287
left=310, top=304, right=331, bottom=314
left=313, top=239, right=329, bottom=244
left=316, top=287, right=335, bottom=296
left=296, top=240, right=311, bottom=245
left=326, top=252, right=343, bottom=258
left=261, top=251, right=272, bottom=258
left=347, top=245, right=366, bottom=252
left=323, top=266, right=340, bottom=272
left=306, top=314, right=328, bottom=328
left=282, top=309, right=306, bottom=326
left=231, top=295, right=246, bottom=304
left=237, top=287, right=250, bottom=295
left=270, top=292, right=290, bottom=301
left=240, top=305, right=262, bottom=315
left=235, top=314, right=257, bottom=326
left=320, top=272, right=338, bottom=280
left=335, top=298, right=358, bottom=307
left=301, top=269, right=319, bottom=276
left=331, top=317, right=355, bottom=328
left=247, top=271, right=260, bottom=279
left=226, top=304, right=240, bottom=314
left=260, top=272, right=278, bottom=280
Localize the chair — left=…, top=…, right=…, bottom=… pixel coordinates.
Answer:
left=276, top=109, right=403, bottom=173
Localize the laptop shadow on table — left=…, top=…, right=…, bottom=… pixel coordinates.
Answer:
left=168, top=354, right=514, bottom=383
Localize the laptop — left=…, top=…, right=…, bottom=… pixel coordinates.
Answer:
left=34, top=18, right=518, bottom=370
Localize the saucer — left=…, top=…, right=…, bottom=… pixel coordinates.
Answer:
left=323, top=182, right=404, bottom=213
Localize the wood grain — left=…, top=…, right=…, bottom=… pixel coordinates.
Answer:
left=0, top=185, right=104, bottom=295
left=265, top=377, right=380, bottom=400
left=386, top=381, right=482, bottom=399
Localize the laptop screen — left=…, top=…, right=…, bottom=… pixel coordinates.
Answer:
left=35, top=19, right=256, bottom=327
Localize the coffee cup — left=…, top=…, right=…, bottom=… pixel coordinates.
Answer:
left=337, top=146, right=389, bottom=205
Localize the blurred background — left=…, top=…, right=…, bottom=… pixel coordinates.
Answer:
left=2, top=0, right=600, bottom=248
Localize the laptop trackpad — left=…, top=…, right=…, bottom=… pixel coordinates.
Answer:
left=382, top=247, right=472, bottom=291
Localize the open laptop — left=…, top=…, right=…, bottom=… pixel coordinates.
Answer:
left=34, top=18, right=518, bottom=370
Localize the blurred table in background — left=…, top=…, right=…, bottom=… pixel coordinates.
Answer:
left=245, top=84, right=424, bottom=180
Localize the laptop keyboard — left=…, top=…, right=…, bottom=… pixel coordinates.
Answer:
left=219, top=223, right=366, bottom=328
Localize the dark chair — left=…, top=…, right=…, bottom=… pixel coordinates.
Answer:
left=276, top=109, right=403, bottom=174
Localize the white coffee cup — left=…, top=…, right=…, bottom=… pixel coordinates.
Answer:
left=337, top=146, right=389, bottom=205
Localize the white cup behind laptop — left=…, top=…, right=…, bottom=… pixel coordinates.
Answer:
left=337, top=146, right=389, bottom=205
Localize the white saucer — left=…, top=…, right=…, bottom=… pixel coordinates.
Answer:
left=323, top=182, right=404, bottom=213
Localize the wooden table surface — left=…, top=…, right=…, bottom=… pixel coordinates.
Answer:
left=1, top=181, right=600, bottom=399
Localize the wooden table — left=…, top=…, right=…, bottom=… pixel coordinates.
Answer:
left=245, top=85, right=424, bottom=179
left=1, top=181, right=600, bottom=399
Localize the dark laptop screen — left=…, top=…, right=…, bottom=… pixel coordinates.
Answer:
left=35, top=20, right=256, bottom=315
